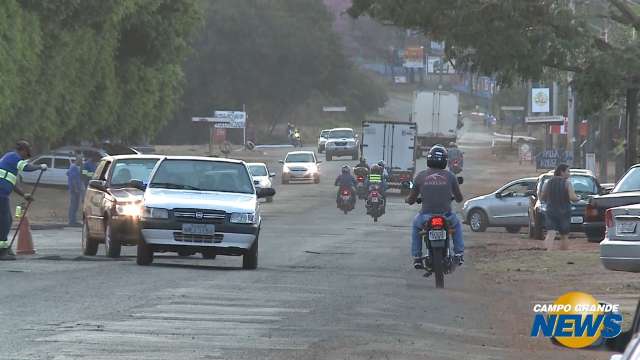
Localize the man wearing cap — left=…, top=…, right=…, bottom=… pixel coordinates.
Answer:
left=0, top=141, right=47, bottom=258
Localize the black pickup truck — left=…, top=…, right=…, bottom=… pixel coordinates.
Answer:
left=585, top=165, right=640, bottom=242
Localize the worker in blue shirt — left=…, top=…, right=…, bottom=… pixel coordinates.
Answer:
left=67, top=156, right=84, bottom=226
left=82, top=155, right=98, bottom=186
left=0, top=141, right=47, bottom=258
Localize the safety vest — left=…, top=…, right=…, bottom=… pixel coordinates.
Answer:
left=368, top=174, right=382, bottom=184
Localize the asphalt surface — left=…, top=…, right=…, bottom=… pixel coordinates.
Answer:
left=0, top=127, right=518, bottom=359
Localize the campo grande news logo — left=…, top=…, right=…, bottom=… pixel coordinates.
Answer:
left=530, top=291, right=623, bottom=348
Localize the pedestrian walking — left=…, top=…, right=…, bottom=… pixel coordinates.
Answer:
left=541, top=164, right=579, bottom=251
left=0, top=141, right=46, bottom=259
left=67, top=156, right=84, bottom=226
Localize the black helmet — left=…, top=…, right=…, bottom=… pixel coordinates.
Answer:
left=370, top=164, right=382, bottom=175
left=341, top=165, right=350, bottom=174
left=427, top=145, right=448, bottom=169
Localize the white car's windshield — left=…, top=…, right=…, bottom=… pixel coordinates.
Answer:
left=248, top=165, right=268, bottom=177
left=149, top=160, right=254, bottom=194
left=110, top=159, right=159, bottom=187
left=328, top=130, right=353, bottom=139
left=614, top=167, right=640, bottom=193
left=285, top=154, right=314, bottom=163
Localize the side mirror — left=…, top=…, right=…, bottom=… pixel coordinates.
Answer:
left=495, top=192, right=502, bottom=199
left=257, top=187, right=276, bottom=199
left=526, top=190, right=537, bottom=198
left=317, top=161, right=322, bottom=164
left=269, top=172, right=276, bottom=178
left=88, top=179, right=107, bottom=192
left=457, top=177, right=464, bottom=185
left=278, top=160, right=284, bottom=164
left=128, top=179, right=146, bottom=191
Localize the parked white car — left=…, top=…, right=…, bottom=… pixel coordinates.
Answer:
left=600, top=203, right=640, bottom=272
left=20, top=153, right=77, bottom=186
left=136, top=156, right=275, bottom=269
left=317, top=129, right=332, bottom=153
left=247, top=162, right=275, bottom=202
left=279, top=151, right=321, bottom=184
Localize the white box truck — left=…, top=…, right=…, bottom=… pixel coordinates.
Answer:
left=361, top=121, right=416, bottom=194
left=411, top=90, right=460, bottom=156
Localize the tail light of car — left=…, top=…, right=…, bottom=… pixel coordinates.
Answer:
left=605, top=209, right=614, bottom=229
left=585, top=204, right=601, bottom=221
left=399, top=174, right=410, bottom=181
left=430, top=216, right=445, bottom=230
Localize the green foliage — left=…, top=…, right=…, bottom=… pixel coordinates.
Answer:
left=160, top=0, right=387, bottom=144
left=0, top=0, right=201, bottom=150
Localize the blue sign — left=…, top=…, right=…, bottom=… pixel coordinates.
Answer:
left=536, top=149, right=573, bottom=169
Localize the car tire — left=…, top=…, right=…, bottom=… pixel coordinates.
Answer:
left=104, top=221, right=122, bottom=258
left=314, top=176, right=320, bottom=184
left=586, top=228, right=605, bottom=243
left=81, top=219, right=99, bottom=256
left=243, top=237, right=258, bottom=270
left=282, top=178, right=289, bottom=185
left=326, top=153, right=333, bottom=161
left=136, top=238, right=154, bottom=266
left=266, top=196, right=273, bottom=203
left=178, top=249, right=195, bottom=257
left=352, top=152, right=358, bottom=161
left=505, top=226, right=521, bottom=234
left=468, top=209, right=488, bottom=232
left=202, top=251, right=217, bottom=260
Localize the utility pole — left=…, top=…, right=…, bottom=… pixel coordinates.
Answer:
left=567, top=0, right=577, bottom=163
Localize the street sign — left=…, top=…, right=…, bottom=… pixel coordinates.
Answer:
left=192, top=117, right=218, bottom=123
left=213, top=111, right=246, bottom=129
left=322, top=106, right=347, bottom=112
left=525, top=115, right=565, bottom=124
left=501, top=106, right=525, bottom=111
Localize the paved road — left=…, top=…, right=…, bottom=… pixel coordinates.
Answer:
left=1, top=130, right=517, bottom=359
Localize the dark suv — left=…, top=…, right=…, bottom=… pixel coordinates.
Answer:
left=528, top=169, right=603, bottom=240
left=82, top=155, right=161, bottom=258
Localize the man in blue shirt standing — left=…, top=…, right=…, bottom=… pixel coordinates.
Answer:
left=0, top=141, right=47, bottom=259
left=82, top=155, right=98, bottom=186
left=67, top=156, right=84, bottom=226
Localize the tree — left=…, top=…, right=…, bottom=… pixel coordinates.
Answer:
left=349, top=0, right=640, bottom=166
left=159, top=0, right=387, bottom=144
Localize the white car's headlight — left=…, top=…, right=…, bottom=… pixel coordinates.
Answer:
left=283, top=166, right=290, bottom=173
left=143, top=207, right=169, bottom=219
left=230, top=212, right=257, bottom=224
left=116, top=203, right=143, bottom=217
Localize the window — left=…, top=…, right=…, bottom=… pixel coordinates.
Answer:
left=614, top=167, right=640, bottom=193
left=328, top=130, right=354, bottom=139
left=33, top=157, right=52, bottom=167
left=285, top=153, right=315, bottom=163
left=149, top=160, right=254, bottom=194
left=248, top=165, right=268, bottom=177
left=53, top=158, right=71, bottom=169
left=94, top=160, right=111, bottom=181
left=501, top=183, right=530, bottom=198
left=110, top=158, right=159, bottom=187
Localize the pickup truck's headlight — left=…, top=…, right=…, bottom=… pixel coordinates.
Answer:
left=116, top=203, right=143, bottom=217
left=326, top=142, right=335, bottom=148
left=143, top=207, right=169, bottom=219
left=282, top=166, right=290, bottom=173
left=230, top=212, right=257, bottom=224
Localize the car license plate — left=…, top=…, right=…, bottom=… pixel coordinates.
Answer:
left=371, top=197, right=379, bottom=203
left=617, top=222, right=637, bottom=234
left=571, top=216, right=584, bottom=224
left=182, top=224, right=215, bottom=236
left=428, top=230, right=447, bottom=241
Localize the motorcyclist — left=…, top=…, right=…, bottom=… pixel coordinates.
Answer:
left=377, top=160, right=389, bottom=179
left=447, top=142, right=463, bottom=172
left=405, top=145, right=464, bottom=269
left=367, top=164, right=386, bottom=197
left=356, top=158, right=369, bottom=170
left=334, top=165, right=356, bottom=208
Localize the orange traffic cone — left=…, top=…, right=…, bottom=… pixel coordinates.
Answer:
left=16, top=216, right=35, bottom=255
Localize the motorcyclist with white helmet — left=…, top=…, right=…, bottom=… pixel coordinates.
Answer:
left=405, top=145, right=464, bottom=269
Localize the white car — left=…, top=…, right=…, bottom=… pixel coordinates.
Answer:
left=247, top=163, right=275, bottom=203
left=136, top=156, right=275, bottom=269
left=324, top=128, right=359, bottom=161
left=317, top=129, right=332, bottom=153
left=20, top=153, right=77, bottom=186
left=279, top=151, right=321, bottom=184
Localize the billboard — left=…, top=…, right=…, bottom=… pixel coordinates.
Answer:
left=213, top=111, right=246, bottom=129
left=531, top=88, right=550, bottom=113
left=403, top=47, right=425, bottom=68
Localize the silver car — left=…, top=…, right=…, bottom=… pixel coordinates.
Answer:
left=247, top=162, right=275, bottom=203
left=317, top=129, right=331, bottom=153
left=600, top=203, right=640, bottom=272
left=462, top=177, right=538, bottom=233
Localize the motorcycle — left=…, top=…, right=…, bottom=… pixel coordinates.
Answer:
left=449, top=158, right=462, bottom=175
left=365, top=184, right=386, bottom=222
left=354, top=167, right=368, bottom=200
left=292, top=132, right=303, bottom=147
left=417, top=211, right=458, bottom=288
left=337, top=187, right=355, bottom=214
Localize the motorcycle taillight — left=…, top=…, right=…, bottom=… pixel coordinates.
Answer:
left=342, top=190, right=350, bottom=196
left=430, top=216, right=445, bottom=229
left=357, top=176, right=364, bottom=181
left=371, top=191, right=379, bottom=198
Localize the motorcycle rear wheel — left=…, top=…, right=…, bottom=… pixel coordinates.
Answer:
left=432, top=247, right=445, bottom=288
